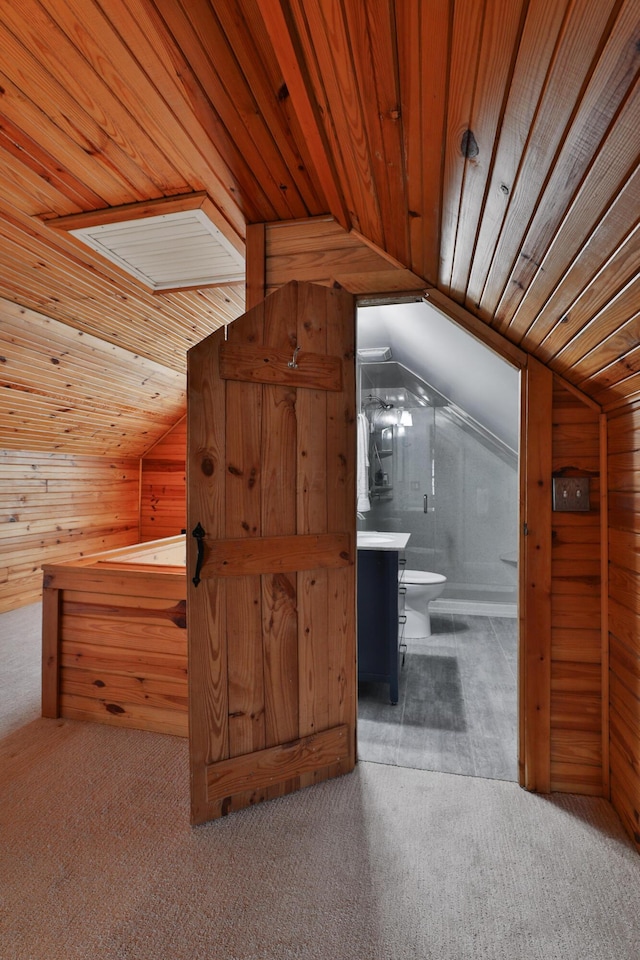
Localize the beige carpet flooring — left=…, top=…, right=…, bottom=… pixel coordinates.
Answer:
left=0, top=602, right=42, bottom=738
left=1, top=715, right=639, bottom=960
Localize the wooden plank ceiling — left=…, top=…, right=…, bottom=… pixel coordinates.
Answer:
left=0, top=0, right=638, bottom=455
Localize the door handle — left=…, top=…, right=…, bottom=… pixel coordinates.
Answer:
left=423, top=494, right=428, bottom=513
left=192, top=522, right=206, bottom=587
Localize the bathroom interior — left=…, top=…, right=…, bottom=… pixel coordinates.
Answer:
left=356, top=300, right=520, bottom=782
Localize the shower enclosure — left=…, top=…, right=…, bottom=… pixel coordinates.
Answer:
left=358, top=359, right=519, bottom=609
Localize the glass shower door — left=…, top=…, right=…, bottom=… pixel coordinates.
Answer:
left=358, top=360, right=438, bottom=576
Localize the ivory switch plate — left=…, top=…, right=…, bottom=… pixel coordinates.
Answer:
left=552, top=476, right=590, bottom=512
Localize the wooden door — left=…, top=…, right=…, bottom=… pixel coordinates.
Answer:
left=187, top=280, right=357, bottom=824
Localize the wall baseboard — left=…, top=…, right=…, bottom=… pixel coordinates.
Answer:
left=431, top=599, right=518, bottom=618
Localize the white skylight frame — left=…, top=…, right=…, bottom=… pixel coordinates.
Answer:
left=69, top=207, right=245, bottom=292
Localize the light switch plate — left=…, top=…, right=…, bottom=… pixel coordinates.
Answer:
left=552, top=476, right=590, bottom=512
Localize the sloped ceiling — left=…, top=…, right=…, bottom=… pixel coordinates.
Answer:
left=358, top=301, right=521, bottom=451
left=0, top=0, right=638, bottom=455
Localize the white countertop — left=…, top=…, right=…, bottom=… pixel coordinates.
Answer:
left=357, top=531, right=410, bottom=551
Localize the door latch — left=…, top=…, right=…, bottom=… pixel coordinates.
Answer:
left=192, top=522, right=206, bottom=586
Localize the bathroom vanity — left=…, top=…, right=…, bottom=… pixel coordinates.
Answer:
left=357, top=531, right=410, bottom=704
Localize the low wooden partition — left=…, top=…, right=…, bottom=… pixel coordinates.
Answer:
left=42, top=536, right=188, bottom=737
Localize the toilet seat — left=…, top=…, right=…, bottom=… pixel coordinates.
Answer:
left=400, top=569, right=447, bottom=585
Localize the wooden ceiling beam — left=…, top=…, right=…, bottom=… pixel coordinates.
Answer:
left=341, top=0, right=410, bottom=265
left=395, top=0, right=449, bottom=285
left=289, top=0, right=384, bottom=244
left=256, top=0, right=349, bottom=229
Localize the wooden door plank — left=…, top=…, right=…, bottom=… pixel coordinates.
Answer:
left=295, top=284, right=329, bottom=788
left=219, top=341, right=343, bottom=392
left=260, top=283, right=300, bottom=799
left=297, top=569, right=330, bottom=747
left=222, top=291, right=268, bottom=810
left=206, top=724, right=349, bottom=804
left=326, top=286, right=356, bottom=773
left=187, top=329, right=229, bottom=824
left=189, top=281, right=356, bottom=822
left=261, top=572, right=299, bottom=745
left=227, top=574, right=266, bottom=763
left=200, top=532, right=351, bottom=577
left=225, top=364, right=265, bottom=757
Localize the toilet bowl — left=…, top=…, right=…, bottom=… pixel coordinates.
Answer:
left=400, top=569, right=447, bottom=638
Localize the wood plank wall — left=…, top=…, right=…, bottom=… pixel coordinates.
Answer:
left=550, top=379, right=604, bottom=796
left=608, top=400, right=640, bottom=851
left=0, top=450, right=140, bottom=612
left=140, top=417, right=187, bottom=541
left=42, top=544, right=188, bottom=738
left=258, top=217, right=610, bottom=801
left=264, top=217, right=425, bottom=296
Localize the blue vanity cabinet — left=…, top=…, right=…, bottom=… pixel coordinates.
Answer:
left=357, top=547, right=402, bottom=703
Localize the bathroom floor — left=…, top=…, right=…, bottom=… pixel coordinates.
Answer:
left=357, top=612, right=518, bottom=781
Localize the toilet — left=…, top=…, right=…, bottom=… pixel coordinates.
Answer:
left=400, top=569, right=447, bottom=638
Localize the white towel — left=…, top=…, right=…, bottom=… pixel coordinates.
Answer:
left=357, top=413, right=371, bottom=512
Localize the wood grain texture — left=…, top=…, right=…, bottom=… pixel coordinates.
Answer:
left=521, top=358, right=553, bottom=792
left=188, top=281, right=356, bottom=823
left=187, top=329, right=229, bottom=822
left=42, top=537, right=188, bottom=736
left=265, top=217, right=424, bottom=294
left=1, top=0, right=640, bottom=848
left=219, top=341, right=343, bottom=392
left=41, top=586, right=60, bottom=718
left=259, top=282, right=301, bottom=800
left=140, top=418, right=186, bottom=541
left=0, top=450, right=140, bottom=612
left=607, top=400, right=640, bottom=850
left=0, top=298, right=186, bottom=456
left=200, top=533, right=351, bottom=577
left=205, top=724, right=349, bottom=803
left=0, top=0, right=638, bottom=432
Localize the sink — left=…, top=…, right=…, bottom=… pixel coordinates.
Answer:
left=357, top=532, right=395, bottom=545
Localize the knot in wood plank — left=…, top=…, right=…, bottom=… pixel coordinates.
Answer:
left=461, top=129, right=479, bottom=159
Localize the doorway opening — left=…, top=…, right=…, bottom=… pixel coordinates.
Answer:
left=356, top=299, right=521, bottom=782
